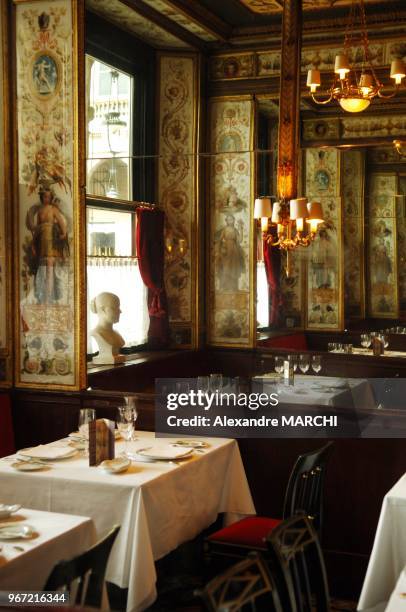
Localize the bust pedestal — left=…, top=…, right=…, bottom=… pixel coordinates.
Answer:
left=91, top=331, right=125, bottom=365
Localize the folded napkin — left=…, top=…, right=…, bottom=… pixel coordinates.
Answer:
left=19, top=445, right=71, bottom=459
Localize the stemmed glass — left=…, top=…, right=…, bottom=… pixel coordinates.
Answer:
left=299, top=354, right=310, bottom=374
left=210, top=374, right=223, bottom=393
left=380, top=334, right=389, bottom=349
left=197, top=376, right=209, bottom=394
left=289, top=354, right=298, bottom=372
left=117, top=405, right=138, bottom=457
left=311, top=355, right=322, bottom=374
left=78, top=408, right=96, bottom=455
left=274, top=356, right=284, bottom=374
left=361, top=333, right=372, bottom=349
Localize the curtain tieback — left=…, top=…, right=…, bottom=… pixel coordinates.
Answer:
left=149, top=289, right=166, bottom=318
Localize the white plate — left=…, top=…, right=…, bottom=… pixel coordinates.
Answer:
left=18, top=446, right=78, bottom=461
left=0, top=504, right=21, bottom=519
left=99, top=457, right=131, bottom=474
left=136, top=446, right=194, bottom=460
left=173, top=440, right=210, bottom=449
left=11, top=461, right=46, bottom=472
left=0, top=524, right=35, bottom=540
left=69, top=430, right=121, bottom=440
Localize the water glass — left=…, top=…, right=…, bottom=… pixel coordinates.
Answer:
left=299, top=354, right=310, bottom=374
left=117, top=406, right=138, bottom=456
left=274, top=356, right=284, bottom=374
left=78, top=408, right=96, bottom=455
left=210, top=373, right=223, bottom=393
left=327, top=343, right=335, bottom=352
left=380, top=334, right=389, bottom=349
left=311, top=355, right=322, bottom=374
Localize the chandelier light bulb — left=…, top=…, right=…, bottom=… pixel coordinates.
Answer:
left=359, top=73, right=374, bottom=95
left=334, top=54, right=350, bottom=80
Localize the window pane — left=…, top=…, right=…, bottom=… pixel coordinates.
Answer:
left=86, top=56, right=133, bottom=200
left=87, top=208, right=133, bottom=257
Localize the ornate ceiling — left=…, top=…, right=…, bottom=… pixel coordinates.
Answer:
left=238, top=0, right=394, bottom=13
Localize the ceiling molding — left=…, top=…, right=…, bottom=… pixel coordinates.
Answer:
left=119, top=0, right=207, bottom=49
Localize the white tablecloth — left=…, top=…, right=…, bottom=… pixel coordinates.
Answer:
left=0, top=508, right=95, bottom=591
left=358, top=474, right=406, bottom=611
left=385, top=568, right=406, bottom=612
left=0, top=432, right=255, bottom=612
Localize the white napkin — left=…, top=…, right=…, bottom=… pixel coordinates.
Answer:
left=19, top=445, right=72, bottom=460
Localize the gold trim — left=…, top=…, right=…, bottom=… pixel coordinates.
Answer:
left=0, top=1, right=12, bottom=387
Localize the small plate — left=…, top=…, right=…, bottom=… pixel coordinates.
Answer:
left=99, top=457, right=130, bottom=474
left=18, top=447, right=77, bottom=461
left=11, top=461, right=46, bottom=472
left=0, top=504, right=21, bottom=519
left=136, top=446, right=194, bottom=461
left=69, top=430, right=121, bottom=441
left=0, top=524, right=35, bottom=540
left=173, top=440, right=210, bottom=449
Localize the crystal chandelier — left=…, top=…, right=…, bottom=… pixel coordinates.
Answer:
left=254, top=163, right=324, bottom=251
left=306, top=0, right=406, bottom=113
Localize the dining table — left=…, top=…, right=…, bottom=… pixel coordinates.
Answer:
left=384, top=567, right=406, bottom=612
left=0, top=431, right=255, bottom=612
left=0, top=507, right=96, bottom=592
left=358, top=473, right=406, bottom=611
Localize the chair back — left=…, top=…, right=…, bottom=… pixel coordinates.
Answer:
left=283, top=442, right=334, bottom=532
left=197, top=551, right=284, bottom=612
left=267, top=514, right=330, bottom=612
left=44, top=525, right=120, bottom=608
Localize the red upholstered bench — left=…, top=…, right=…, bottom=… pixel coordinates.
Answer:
left=0, top=393, right=15, bottom=457
left=257, top=333, right=308, bottom=351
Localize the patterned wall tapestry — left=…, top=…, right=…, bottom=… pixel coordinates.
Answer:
left=208, top=97, right=254, bottom=346
left=305, top=148, right=343, bottom=330
left=398, top=175, right=406, bottom=314
left=342, top=150, right=365, bottom=318
left=15, top=0, right=82, bottom=388
left=158, top=54, right=198, bottom=347
left=0, top=6, right=6, bottom=352
left=367, top=173, right=399, bottom=318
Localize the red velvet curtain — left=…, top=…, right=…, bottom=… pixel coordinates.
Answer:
left=263, top=241, right=282, bottom=328
left=136, top=208, right=169, bottom=347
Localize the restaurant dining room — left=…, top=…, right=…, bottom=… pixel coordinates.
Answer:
left=1, top=0, right=406, bottom=610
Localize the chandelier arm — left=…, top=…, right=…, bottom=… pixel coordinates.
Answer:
left=310, top=92, right=334, bottom=105
left=377, top=87, right=398, bottom=100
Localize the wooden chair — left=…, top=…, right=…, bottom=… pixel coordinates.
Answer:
left=205, top=442, right=334, bottom=564
left=196, top=551, right=284, bottom=612
left=266, top=514, right=331, bottom=612
left=44, top=525, right=120, bottom=608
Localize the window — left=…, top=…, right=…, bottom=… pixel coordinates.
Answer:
left=86, top=57, right=133, bottom=200
left=86, top=207, right=148, bottom=353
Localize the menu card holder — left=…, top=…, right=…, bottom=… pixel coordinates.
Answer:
left=372, top=337, right=384, bottom=356
left=88, top=419, right=115, bottom=466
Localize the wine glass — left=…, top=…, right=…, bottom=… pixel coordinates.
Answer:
left=210, top=373, right=223, bottom=393
left=197, top=376, right=209, bottom=394
left=311, top=355, right=322, bottom=374
left=380, top=334, right=389, bottom=349
left=274, top=356, right=284, bottom=374
left=117, top=406, right=137, bottom=457
left=299, top=354, right=310, bottom=374
left=289, top=354, right=298, bottom=372
left=78, top=408, right=96, bottom=455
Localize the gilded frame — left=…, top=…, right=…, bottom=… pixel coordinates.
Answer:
left=156, top=51, right=201, bottom=350
left=207, top=95, right=256, bottom=349
left=0, top=1, right=12, bottom=387
left=12, top=0, right=86, bottom=391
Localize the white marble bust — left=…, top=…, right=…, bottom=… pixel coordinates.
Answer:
left=90, top=292, right=125, bottom=365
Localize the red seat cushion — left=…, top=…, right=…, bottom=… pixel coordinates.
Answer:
left=258, top=334, right=307, bottom=351
left=207, top=516, right=281, bottom=549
